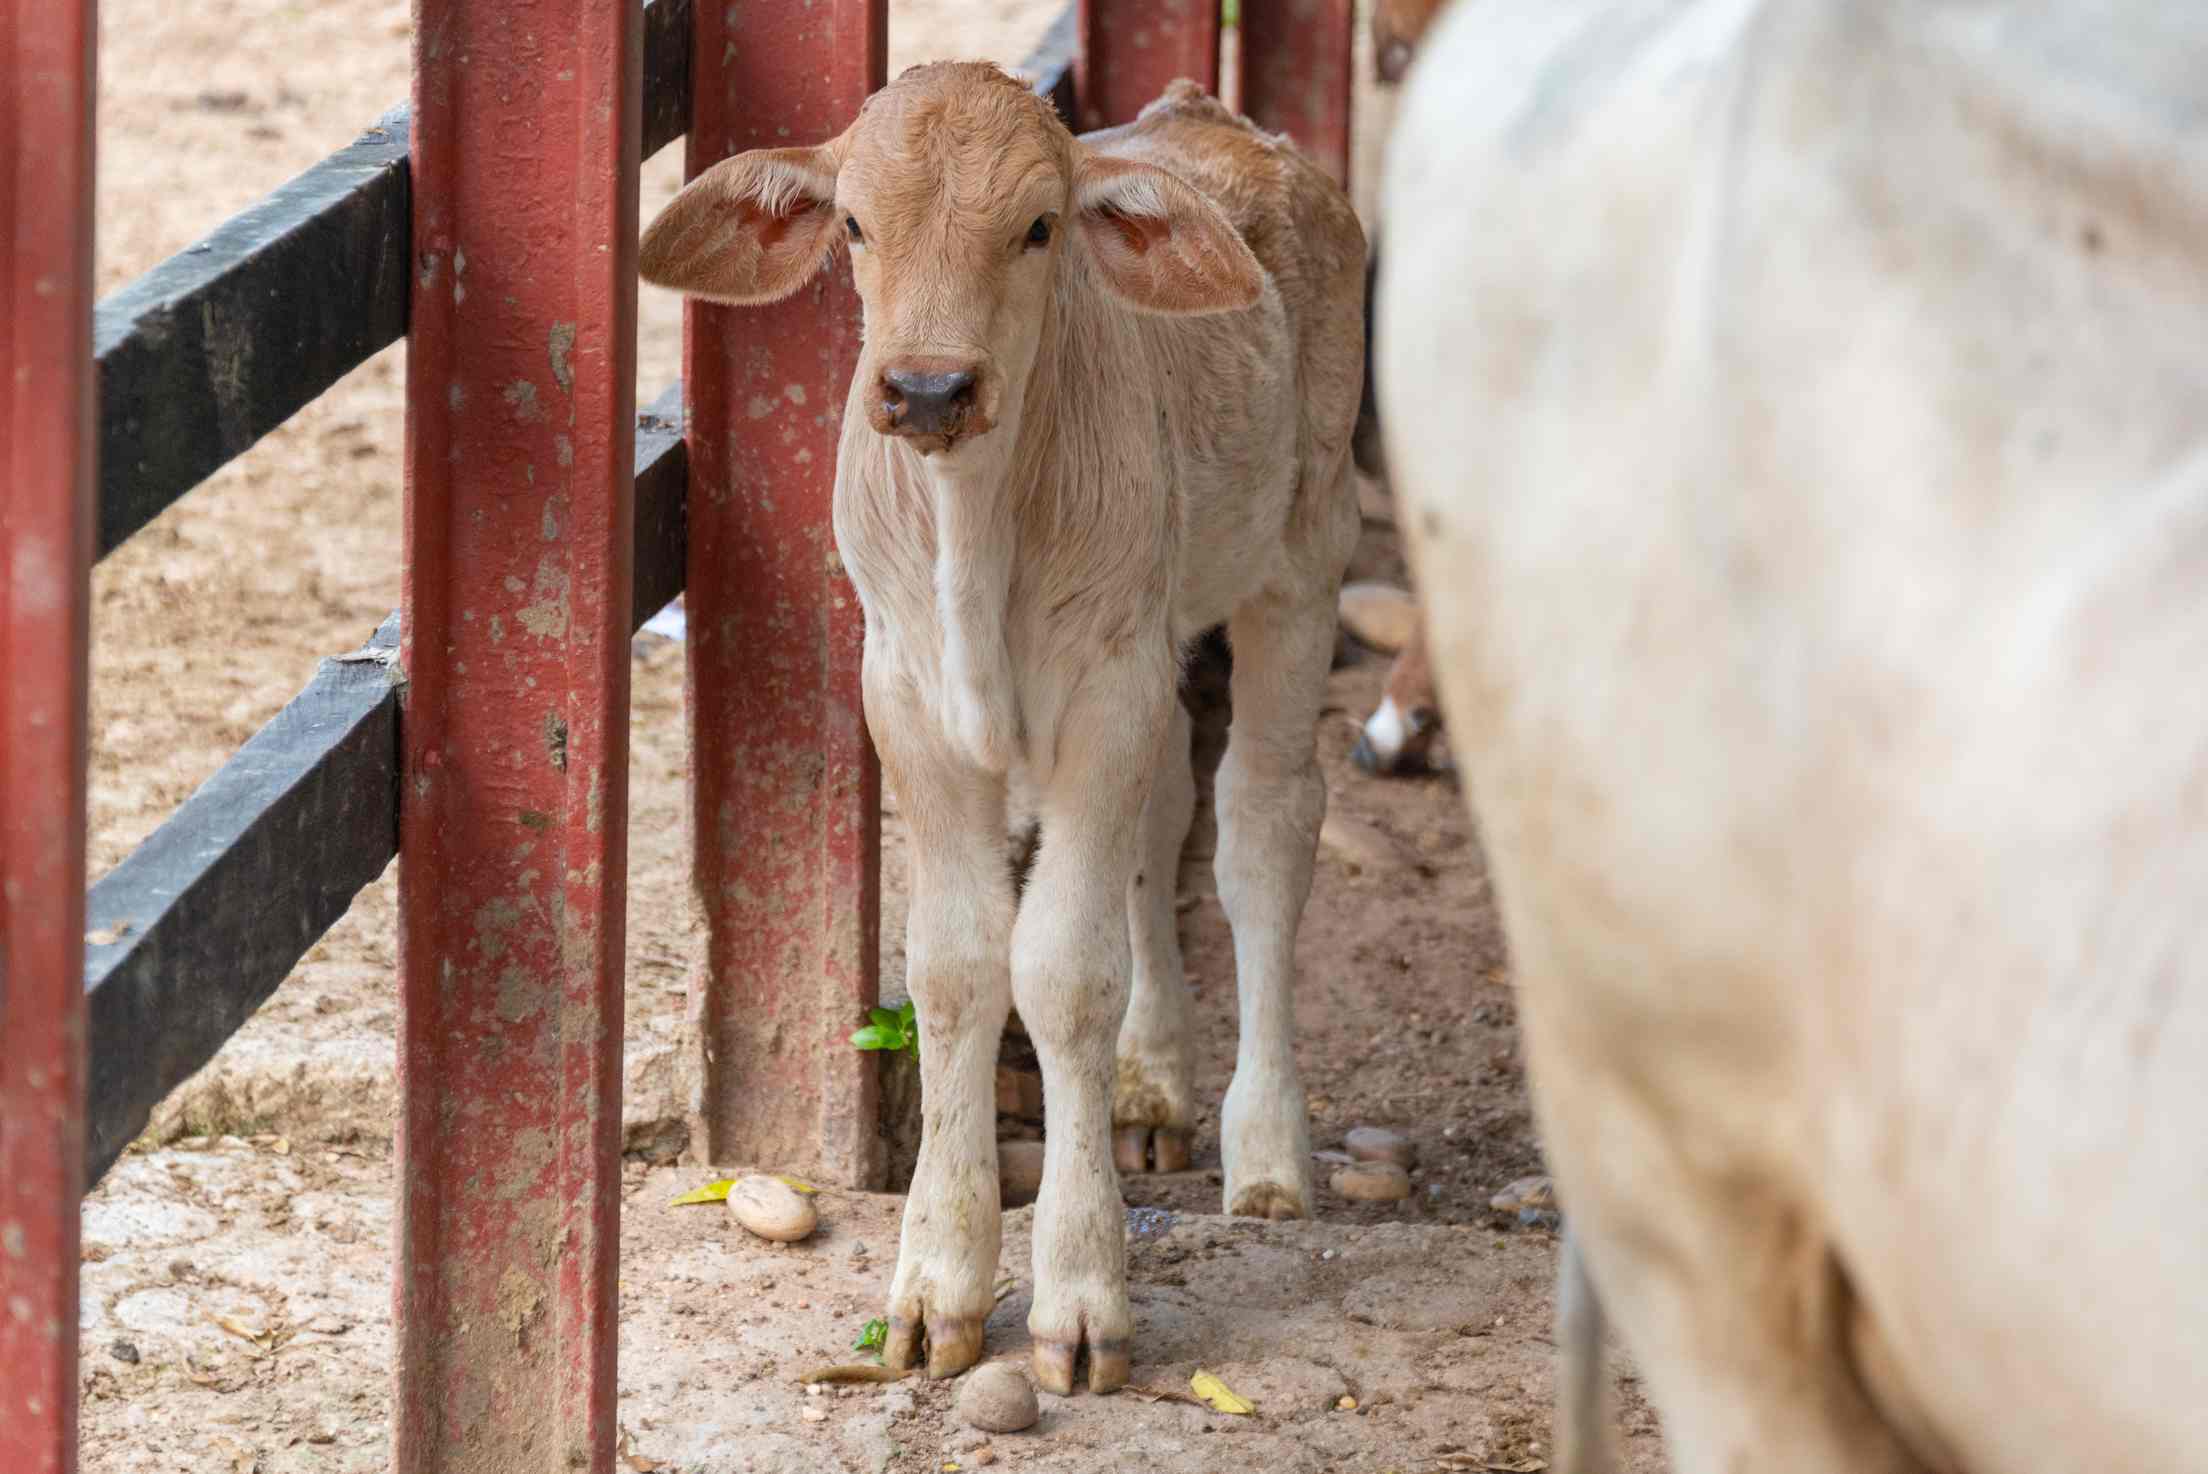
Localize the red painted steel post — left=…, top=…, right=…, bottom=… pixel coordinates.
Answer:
left=395, top=0, right=639, bottom=1469
left=1076, top=0, right=1220, bottom=131
left=1239, top=0, right=1357, bottom=185
left=682, top=0, right=886, bottom=1187
left=0, top=3, right=95, bottom=1473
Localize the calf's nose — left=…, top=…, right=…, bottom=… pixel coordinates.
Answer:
left=881, top=366, right=978, bottom=438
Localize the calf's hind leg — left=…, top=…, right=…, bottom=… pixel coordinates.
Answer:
left=1114, top=697, right=1197, bottom=1174
left=1213, top=590, right=1332, bottom=1219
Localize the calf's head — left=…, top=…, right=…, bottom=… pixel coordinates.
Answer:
left=640, top=63, right=1264, bottom=456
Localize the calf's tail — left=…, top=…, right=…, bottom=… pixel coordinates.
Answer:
left=1352, top=237, right=1386, bottom=480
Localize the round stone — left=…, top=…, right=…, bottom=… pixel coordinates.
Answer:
left=726, top=1174, right=818, bottom=1243
left=1343, top=1126, right=1416, bottom=1171
left=957, top=1360, right=1040, bottom=1434
left=1330, top=1161, right=1412, bottom=1202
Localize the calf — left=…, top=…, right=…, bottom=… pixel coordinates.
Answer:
left=642, top=65, right=1365, bottom=1393
left=1382, top=2, right=2208, bottom=1471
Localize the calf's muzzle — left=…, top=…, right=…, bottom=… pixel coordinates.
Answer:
left=876, top=360, right=989, bottom=446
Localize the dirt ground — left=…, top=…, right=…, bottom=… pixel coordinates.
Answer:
left=78, top=2, right=1667, bottom=1470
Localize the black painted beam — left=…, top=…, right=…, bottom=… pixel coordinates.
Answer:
left=633, top=382, right=689, bottom=629
left=82, top=398, right=689, bottom=1188
left=82, top=615, right=402, bottom=1184
left=92, top=110, right=412, bottom=558
left=91, top=0, right=694, bottom=561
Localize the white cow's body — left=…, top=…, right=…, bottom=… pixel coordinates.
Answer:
left=1381, top=3, right=2208, bottom=1469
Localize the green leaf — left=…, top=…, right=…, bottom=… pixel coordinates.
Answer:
left=853, top=1317, right=889, bottom=1355
left=898, top=1000, right=918, bottom=1028
left=669, top=1177, right=735, bottom=1207
left=868, top=1006, right=901, bottom=1032
left=850, top=1025, right=892, bottom=1051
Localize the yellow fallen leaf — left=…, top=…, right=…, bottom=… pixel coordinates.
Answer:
left=774, top=1175, right=818, bottom=1196
left=669, top=1178, right=735, bottom=1207
left=1189, top=1369, right=1254, bottom=1415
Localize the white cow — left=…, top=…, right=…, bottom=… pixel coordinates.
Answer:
left=1381, top=3, right=2208, bottom=1470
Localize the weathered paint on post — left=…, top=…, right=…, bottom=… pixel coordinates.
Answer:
left=1240, top=0, right=1356, bottom=185
left=0, top=2, right=95, bottom=1471
left=1076, top=0, right=1220, bottom=131
left=396, top=0, right=640, bottom=1469
left=681, top=0, right=886, bottom=1187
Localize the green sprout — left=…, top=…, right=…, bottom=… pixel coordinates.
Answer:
left=850, top=999, right=918, bottom=1056
left=853, top=1317, right=889, bottom=1358
left=1222, top=0, right=1240, bottom=26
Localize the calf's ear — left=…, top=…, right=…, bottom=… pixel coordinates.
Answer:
left=1072, top=154, right=1265, bottom=316
left=639, top=146, right=842, bottom=304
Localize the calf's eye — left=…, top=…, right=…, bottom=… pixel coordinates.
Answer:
left=845, top=216, right=864, bottom=244
left=1025, top=216, right=1051, bottom=248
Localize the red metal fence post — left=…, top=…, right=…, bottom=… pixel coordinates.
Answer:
left=681, top=0, right=886, bottom=1187
left=1076, top=0, right=1220, bottom=131
left=395, top=0, right=639, bottom=1469
left=0, top=4, right=96, bottom=1472
left=1238, top=0, right=1356, bottom=185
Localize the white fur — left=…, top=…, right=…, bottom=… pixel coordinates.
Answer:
left=1385, top=2, right=2208, bottom=1470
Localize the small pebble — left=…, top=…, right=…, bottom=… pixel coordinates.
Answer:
left=727, top=1174, right=818, bottom=1243
left=1336, top=1395, right=1358, bottom=1411
left=1331, top=1161, right=1413, bottom=1202
left=801, top=1406, right=828, bottom=1424
left=971, top=1449, right=997, bottom=1467
left=1488, top=1174, right=1558, bottom=1215
left=957, top=1361, right=1040, bottom=1434
left=1320, top=1248, right=1338, bottom=1261
left=108, top=1339, right=139, bottom=1365
left=1343, top=1126, right=1416, bottom=1171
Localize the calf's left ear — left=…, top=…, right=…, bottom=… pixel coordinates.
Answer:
left=639, top=145, right=843, bottom=305
left=1073, top=154, right=1265, bottom=316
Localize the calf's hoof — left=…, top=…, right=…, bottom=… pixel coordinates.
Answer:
left=885, top=1311, right=988, bottom=1381
left=1227, top=1180, right=1309, bottom=1221
left=1032, top=1327, right=1131, bottom=1397
left=1112, top=1124, right=1191, bottom=1175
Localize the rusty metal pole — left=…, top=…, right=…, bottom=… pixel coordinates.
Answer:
left=1239, top=0, right=1356, bottom=185
left=1076, top=0, right=1220, bottom=131
left=395, top=0, right=640, bottom=1469
left=680, top=0, right=886, bottom=1187
left=0, top=3, right=95, bottom=1472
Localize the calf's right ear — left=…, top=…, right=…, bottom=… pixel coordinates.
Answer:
left=639, top=147, right=842, bottom=305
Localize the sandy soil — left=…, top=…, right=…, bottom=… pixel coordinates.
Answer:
left=77, top=2, right=1668, bottom=1470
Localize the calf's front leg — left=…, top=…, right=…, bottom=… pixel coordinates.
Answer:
left=1017, top=677, right=1170, bottom=1394
left=880, top=741, right=1015, bottom=1380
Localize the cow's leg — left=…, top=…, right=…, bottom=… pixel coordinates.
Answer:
left=879, top=732, right=1015, bottom=1381
left=1541, top=1088, right=1941, bottom=1474
left=1017, top=671, right=1168, bottom=1394
left=1113, top=696, right=1196, bottom=1174
left=1213, top=589, right=1329, bottom=1220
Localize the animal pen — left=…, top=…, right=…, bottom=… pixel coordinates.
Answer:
left=1, top=0, right=1355, bottom=1469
